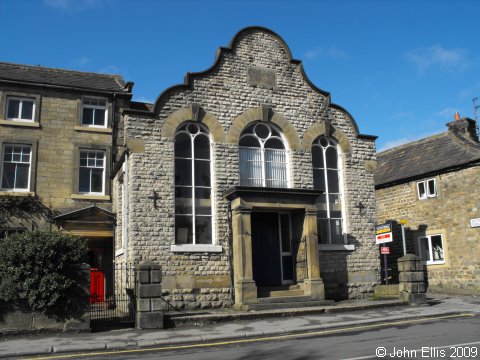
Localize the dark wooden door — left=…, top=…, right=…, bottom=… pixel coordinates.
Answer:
left=251, top=212, right=282, bottom=286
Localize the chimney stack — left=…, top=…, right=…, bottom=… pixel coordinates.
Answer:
left=447, top=113, right=479, bottom=142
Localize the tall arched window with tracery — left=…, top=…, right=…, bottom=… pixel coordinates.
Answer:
left=312, top=136, right=345, bottom=244
left=239, top=122, right=288, bottom=188
left=174, top=122, right=212, bottom=245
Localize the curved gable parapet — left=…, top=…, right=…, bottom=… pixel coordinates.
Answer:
left=329, top=103, right=377, bottom=140
left=125, top=26, right=335, bottom=117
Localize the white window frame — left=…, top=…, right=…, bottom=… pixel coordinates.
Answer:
left=312, top=137, right=347, bottom=246
left=0, top=143, right=32, bottom=192
left=173, top=122, right=215, bottom=247
left=417, top=234, right=445, bottom=265
left=81, top=97, right=108, bottom=128
left=417, top=178, right=436, bottom=200
left=239, top=122, right=290, bottom=188
left=78, top=149, right=105, bottom=195
left=6, top=96, right=35, bottom=122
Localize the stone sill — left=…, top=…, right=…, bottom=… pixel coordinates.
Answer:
left=74, top=126, right=112, bottom=134
left=171, top=244, right=223, bottom=253
left=319, top=244, right=355, bottom=251
left=0, top=119, right=40, bottom=128
left=115, top=248, right=125, bottom=257
left=70, top=194, right=111, bottom=201
left=0, top=191, right=35, bottom=197
left=423, top=261, right=446, bottom=266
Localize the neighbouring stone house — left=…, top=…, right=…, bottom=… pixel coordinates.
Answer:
left=113, top=26, right=380, bottom=309
left=375, top=114, right=480, bottom=295
left=0, top=62, right=132, bottom=297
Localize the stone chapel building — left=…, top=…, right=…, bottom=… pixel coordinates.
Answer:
left=112, top=27, right=379, bottom=308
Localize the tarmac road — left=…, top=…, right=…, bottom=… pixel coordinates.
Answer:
left=29, top=314, right=480, bottom=360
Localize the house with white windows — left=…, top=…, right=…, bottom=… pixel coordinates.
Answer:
left=0, top=61, right=132, bottom=293
left=375, top=114, right=480, bottom=295
left=112, top=27, right=380, bottom=308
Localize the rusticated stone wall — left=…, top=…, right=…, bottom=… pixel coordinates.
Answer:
left=115, top=28, right=379, bottom=307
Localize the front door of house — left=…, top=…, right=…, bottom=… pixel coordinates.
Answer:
left=251, top=212, right=294, bottom=286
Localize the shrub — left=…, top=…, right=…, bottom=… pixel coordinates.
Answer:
left=0, top=230, right=88, bottom=320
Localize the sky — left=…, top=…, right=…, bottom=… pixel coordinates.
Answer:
left=1, top=0, right=479, bottom=151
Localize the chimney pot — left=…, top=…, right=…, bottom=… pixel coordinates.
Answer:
left=454, top=111, right=461, bottom=121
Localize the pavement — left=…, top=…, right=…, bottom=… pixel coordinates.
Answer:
left=1, top=293, right=479, bottom=359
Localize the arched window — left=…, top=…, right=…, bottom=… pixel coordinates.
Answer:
left=174, top=122, right=212, bottom=245
left=239, top=122, right=288, bottom=188
left=312, top=136, right=344, bottom=244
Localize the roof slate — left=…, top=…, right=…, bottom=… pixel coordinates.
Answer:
left=0, top=61, right=129, bottom=93
left=375, top=128, right=480, bottom=187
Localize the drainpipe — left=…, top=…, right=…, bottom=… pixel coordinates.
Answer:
left=227, top=200, right=235, bottom=304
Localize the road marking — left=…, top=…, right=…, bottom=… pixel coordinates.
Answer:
left=342, top=340, right=480, bottom=360
left=23, top=313, right=476, bottom=360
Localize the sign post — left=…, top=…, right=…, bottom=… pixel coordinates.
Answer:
left=400, top=219, right=408, bottom=255
left=375, top=223, right=393, bottom=285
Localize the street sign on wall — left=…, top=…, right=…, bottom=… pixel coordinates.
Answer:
left=375, top=223, right=393, bottom=245
left=380, top=247, right=390, bottom=255
left=470, top=218, right=480, bottom=228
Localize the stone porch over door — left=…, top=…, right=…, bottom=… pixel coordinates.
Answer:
left=225, top=186, right=325, bottom=306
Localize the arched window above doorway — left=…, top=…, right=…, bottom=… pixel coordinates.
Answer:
left=239, top=122, right=288, bottom=188
left=174, top=122, right=212, bottom=245
left=312, top=136, right=345, bottom=245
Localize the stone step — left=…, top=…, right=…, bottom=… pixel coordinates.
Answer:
left=258, top=295, right=312, bottom=303
left=257, top=285, right=304, bottom=298
left=249, top=299, right=334, bottom=311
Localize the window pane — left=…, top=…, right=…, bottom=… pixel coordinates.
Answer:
left=78, top=168, right=90, bottom=192
left=427, top=179, right=436, bottom=196
left=21, top=100, right=34, bottom=120
left=312, top=146, right=324, bottom=169
left=330, top=218, right=343, bottom=244
left=326, top=147, right=338, bottom=169
left=7, top=99, right=19, bottom=118
left=94, top=109, right=106, bottom=126
left=15, top=164, right=29, bottom=189
left=91, top=168, right=103, bottom=192
left=419, top=237, right=430, bottom=261
left=175, top=215, right=193, bottom=244
left=327, top=169, right=339, bottom=193
left=313, top=169, right=325, bottom=191
left=431, top=235, right=444, bottom=261
left=264, top=138, right=284, bottom=150
left=175, top=133, right=191, bottom=158
left=1, top=163, right=15, bottom=188
left=418, top=182, right=426, bottom=199
left=254, top=123, right=270, bottom=138
left=82, top=108, right=93, bottom=125
left=195, top=197, right=211, bottom=215
left=265, top=149, right=287, bottom=188
left=175, top=186, right=192, bottom=199
left=239, top=135, right=260, bottom=147
left=194, top=160, right=210, bottom=187
left=175, top=158, right=192, bottom=186
left=175, top=197, right=193, bottom=215
left=280, top=214, right=290, bottom=252
left=195, top=187, right=211, bottom=199
left=195, top=216, right=212, bottom=244
left=240, top=147, right=262, bottom=186
left=317, top=218, right=330, bottom=244
left=194, top=135, right=210, bottom=160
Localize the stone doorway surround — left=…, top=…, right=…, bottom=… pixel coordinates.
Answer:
left=224, top=186, right=325, bottom=306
